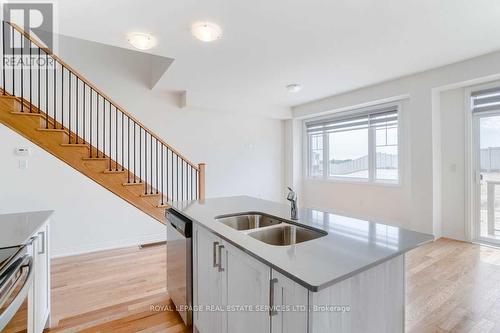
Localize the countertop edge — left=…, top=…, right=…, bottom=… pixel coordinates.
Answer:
left=171, top=207, right=433, bottom=292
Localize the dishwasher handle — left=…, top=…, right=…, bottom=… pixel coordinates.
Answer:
left=166, top=209, right=192, bottom=238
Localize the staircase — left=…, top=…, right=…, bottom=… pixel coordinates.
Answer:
left=0, top=21, right=205, bottom=224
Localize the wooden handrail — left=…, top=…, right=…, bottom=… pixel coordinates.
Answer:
left=6, top=21, right=200, bottom=171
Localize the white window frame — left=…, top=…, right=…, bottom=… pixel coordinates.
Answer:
left=304, top=102, right=402, bottom=186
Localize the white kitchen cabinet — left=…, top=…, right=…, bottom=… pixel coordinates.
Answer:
left=33, top=222, right=50, bottom=332
left=221, top=242, right=270, bottom=333
left=193, top=224, right=222, bottom=333
left=271, top=270, right=309, bottom=333
left=193, top=224, right=308, bottom=333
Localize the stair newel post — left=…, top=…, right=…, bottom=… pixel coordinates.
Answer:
left=161, top=144, right=164, bottom=205
left=198, top=163, right=206, bottom=200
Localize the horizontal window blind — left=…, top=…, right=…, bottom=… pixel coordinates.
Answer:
left=471, top=87, right=500, bottom=113
left=306, top=105, right=398, bottom=135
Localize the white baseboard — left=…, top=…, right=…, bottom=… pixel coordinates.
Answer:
left=50, top=232, right=166, bottom=258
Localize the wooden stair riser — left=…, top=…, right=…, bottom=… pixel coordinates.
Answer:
left=0, top=96, right=21, bottom=112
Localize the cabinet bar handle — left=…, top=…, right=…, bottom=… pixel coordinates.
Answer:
left=217, top=245, right=225, bottom=272
left=269, top=278, right=278, bottom=317
left=213, top=241, right=219, bottom=268
left=37, top=231, right=45, bottom=255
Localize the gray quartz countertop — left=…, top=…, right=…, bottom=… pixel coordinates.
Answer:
left=169, top=196, right=433, bottom=292
left=0, top=211, right=53, bottom=248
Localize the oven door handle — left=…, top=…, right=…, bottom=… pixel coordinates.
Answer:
left=0, top=256, right=34, bottom=332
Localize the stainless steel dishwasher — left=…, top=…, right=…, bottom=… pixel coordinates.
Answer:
left=166, top=208, right=192, bottom=329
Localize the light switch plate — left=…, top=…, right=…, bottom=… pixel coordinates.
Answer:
left=19, top=160, right=28, bottom=169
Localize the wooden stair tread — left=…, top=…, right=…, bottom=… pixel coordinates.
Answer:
left=103, top=169, right=125, bottom=174
left=10, top=111, right=44, bottom=117
left=156, top=204, right=169, bottom=208
left=37, top=128, right=68, bottom=133
left=82, top=157, right=108, bottom=161
left=122, top=182, right=143, bottom=186
left=61, top=143, right=88, bottom=147
left=140, top=192, right=160, bottom=197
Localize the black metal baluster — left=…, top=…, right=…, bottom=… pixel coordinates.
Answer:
left=149, top=134, right=153, bottom=194
left=103, top=97, right=105, bottom=158
left=144, top=130, right=147, bottom=194
left=109, top=101, right=111, bottom=171
left=156, top=138, right=159, bottom=194
left=176, top=155, right=179, bottom=201
left=83, top=83, right=86, bottom=144
left=133, top=123, right=136, bottom=183
left=139, top=126, right=142, bottom=183
left=75, top=77, right=79, bottom=143
left=90, top=88, right=93, bottom=157
left=115, top=105, right=118, bottom=171
left=11, top=26, right=14, bottom=97
left=2, top=22, right=5, bottom=95
left=166, top=148, right=169, bottom=202
left=128, top=117, right=130, bottom=182
left=53, top=58, right=56, bottom=122
left=68, top=72, right=71, bottom=142
left=96, top=94, right=99, bottom=157
left=29, top=40, right=32, bottom=112
left=60, top=65, right=63, bottom=130
left=171, top=150, right=174, bottom=201
left=45, top=51, right=47, bottom=116
left=121, top=112, right=124, bottom=171
left=20, top=32, right=23, bottom=112
left=42, top=50, right=46, bottom=127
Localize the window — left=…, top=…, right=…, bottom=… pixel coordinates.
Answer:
left=306, top=104, right=400, bottom=183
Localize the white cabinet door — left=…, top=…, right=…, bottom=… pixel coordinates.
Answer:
left=33, top=222, right=50, bottom=333
left=271, top=270, right=309, bottom=333
left=193, top=225, right=222, bottom=333
left=221, top=242, right=271, bottom=333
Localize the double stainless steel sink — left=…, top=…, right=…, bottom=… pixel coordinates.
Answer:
left=216, top=213, right=327, bottom=246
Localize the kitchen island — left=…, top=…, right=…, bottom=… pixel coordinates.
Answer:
left=169, top=196, right=433, bottom=333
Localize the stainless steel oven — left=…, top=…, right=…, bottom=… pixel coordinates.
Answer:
left=0, top=244, right=34, bottom=332
left=166, top=208, right=192, bottom=329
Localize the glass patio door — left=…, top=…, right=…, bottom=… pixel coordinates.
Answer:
left=474, top=112, right=500, bottom=244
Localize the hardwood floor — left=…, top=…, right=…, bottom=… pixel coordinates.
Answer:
left=44, top=245, right=188, bottom=333
left=7, top=238, right=500, bottom=332
left=406, top=238, right=500, bottom=333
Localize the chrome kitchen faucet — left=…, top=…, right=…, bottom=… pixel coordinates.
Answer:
left=286, top=187, right=298, bottom=220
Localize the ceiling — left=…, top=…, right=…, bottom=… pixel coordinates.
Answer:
left=54, top=0, right=500, bottom=118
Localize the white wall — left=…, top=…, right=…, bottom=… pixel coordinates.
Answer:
left=439, top=88, right=466, bottom=240
left=291, top=49, right=500, bottom=236
left=57, top=35, right=284, bottom=201
left=0, top=35, right=284, bottom=256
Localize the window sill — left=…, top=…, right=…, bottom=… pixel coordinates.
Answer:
left=306, top=177, right=401, bottom=188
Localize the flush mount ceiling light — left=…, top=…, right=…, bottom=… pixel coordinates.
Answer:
left=191, top=22, right=222, bottom=42
left=286, top=84, right=302, bottom=93
left=127, top=33, right=156, bottom=50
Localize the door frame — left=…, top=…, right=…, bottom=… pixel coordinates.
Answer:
left=465, top=82, right=500, bottom=246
